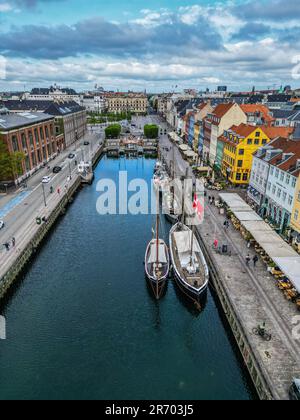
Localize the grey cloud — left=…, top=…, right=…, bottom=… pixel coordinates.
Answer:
left=0, top=15, right=223, bottom=59
left=233, top=0, right=300, bottom=22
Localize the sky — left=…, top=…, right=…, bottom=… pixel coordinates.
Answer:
left=0, top=0, right=300, bottom=92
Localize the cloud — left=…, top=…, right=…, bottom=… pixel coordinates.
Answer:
left=0, top=13, right=223, bottom=59
left=233, top=0, right=300, bottom=22
left=0, top=1, right=300, bottom=91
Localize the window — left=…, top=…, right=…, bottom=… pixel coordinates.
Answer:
left=280, top=172, right=284, bottom=182
left=295, top=210, right=299, bottom=221
left=247, top=139, right=252, bottom=145
left=255, top=139, right=260, bottom=145
left=288, top=195, right=293, bottom=206
left=236, top=173, right=241, bottom=181
left=21, top=133, right=27, bottom=150
left=237, top=160, right=243, bottom=168
left=12, top=136, right=19, bottom=152
left=267, top=182, right=271, bottom=191
left=262, top=139, right=267, bottom=145
left=272, top=186, right=276, bottom=195
left=255, top=131, right=260, bottom=137
left=275, top=169, right=279, bottom=178
left=283, top=192, right=287, bottom=202
left=292, top=178, right=297, bottom=188
left=29, top=132, right=34, bottom=147
left=239, top=149, right=245, bottom=155
left=243, top=173, right=248, bottom=181
left=277, top=189, right=282, bottom=198
left=270, top=167, right=274, bottom=176
left=286, top=175, right=291, bottom=185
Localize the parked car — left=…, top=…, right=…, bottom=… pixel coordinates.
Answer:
left=53, top=166, right=62, bottom=174
left=68, top=153, right=76, bottom=159
left=42, top=176, right=52, bottom=184
left=0, top=220, right=4, bottom=230
left=83, top=141, right=90, bottom=146
left=289, top=379, right=300, bottom=400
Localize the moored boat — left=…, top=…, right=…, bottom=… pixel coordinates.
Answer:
left=169, top=222, right=209, bottom=304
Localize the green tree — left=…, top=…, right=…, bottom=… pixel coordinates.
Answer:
left=0, top=136, right=25, bottom=181
left=105, top=124, right=122, bottom=139
left=144, top=124, right=159, bottom=139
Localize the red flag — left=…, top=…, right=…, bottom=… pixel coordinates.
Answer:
left=193, top=194, right=204, bottom=219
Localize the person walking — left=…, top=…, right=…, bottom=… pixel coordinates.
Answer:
left=253, top=255, right=259, bottom=268
left=245, top=254, right=251, bottom=266
left=12, top=237, right=16, bottom=247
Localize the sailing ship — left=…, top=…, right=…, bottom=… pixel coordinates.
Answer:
left=169, top=184, right=209, bottom=304
left=145, top=192, right=170, bottom=299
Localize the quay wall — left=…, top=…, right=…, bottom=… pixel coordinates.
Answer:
left=0, top=144, right=104, bottom=300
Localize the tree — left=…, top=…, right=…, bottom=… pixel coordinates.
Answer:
left=0, top=136, right=25, bottom=181
left=144, top=124, right=159, bottom=139
left=105, top=124, right=122, bottom=139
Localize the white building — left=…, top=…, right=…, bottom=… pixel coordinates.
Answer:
left=248, top=138, right=288, bottom=211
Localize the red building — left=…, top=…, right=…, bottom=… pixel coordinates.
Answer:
left=0, top=112, right=58, bottom=185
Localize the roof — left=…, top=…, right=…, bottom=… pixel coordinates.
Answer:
left=1, top=100, right=53, bottom=112
left=271, top=109, right=298, bottom=119
left=212, top=103, right=235, bottom=119
left=220, top=193, right=300, bottom=293
left=293, top=124, right=300, bottom=140
left=261, top=126, right=294, bottom=139
left=229, top=123, right=257, bottom=138
left=266, top=94, right=292, bottom=103
left=0, top=112, right=54, bottom=130
left=268, top=140, right=300, bottom=174
left=240, top=104, right=274, bottom=122
left=44, top=101, right=85, bottom=116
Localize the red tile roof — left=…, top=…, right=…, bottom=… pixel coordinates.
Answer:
left=261, top=126, right=294, bottom=139
left=212, top=103, right=235, bottom=119
left=240, top=104, right=274, bottom=123
left=268, top=139, right=300, bottom=174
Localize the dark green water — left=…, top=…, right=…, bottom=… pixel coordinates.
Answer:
left=0, top=157, right=256, bottom=400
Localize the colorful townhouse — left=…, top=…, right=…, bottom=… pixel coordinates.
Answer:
left=264, top=140, right=300, bottom=234
left=219, top=125, right=293, bottom=185
left=290, top=175, right=300, bottom=250
left=204, top=103, right=247, bottom=165
left=192, top=102, right=213, bottom=154
left=248, top=137, right=289, bottom=213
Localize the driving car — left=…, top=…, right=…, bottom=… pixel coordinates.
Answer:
left=0, top=220, right=4, bottom=230
left=83, top=141, right=90, bottom=146
left=42, top=176, right=52, bottom=184
left=53, top=166, right=62, bottom=174
left=68, top=153, right=76, bottom=159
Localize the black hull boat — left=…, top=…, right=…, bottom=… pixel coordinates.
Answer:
left=145, top=239, right=170, bottom=299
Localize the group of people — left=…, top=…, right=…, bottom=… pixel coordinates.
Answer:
left=246, top=254, right=259, bottom=268
left=3, top=237, right=16, bottom=252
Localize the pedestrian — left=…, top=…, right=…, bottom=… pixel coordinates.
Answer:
left=245, top=254, right=251, bottom=266
left=57, top=187, right=61, bottom=195
left=253, top=255, right=259, bottom=267
left=12, top=237, right=16, bottom=247
left=213, top=239, right=219, bottom=249
left=247, top=240, right=251, bottom=249
left=3, top=242, right=10, bottom=252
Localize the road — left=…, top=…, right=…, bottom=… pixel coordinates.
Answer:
left=0, top=128, right=104, bottom=258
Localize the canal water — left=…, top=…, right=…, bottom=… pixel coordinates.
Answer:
left=0, top=157, right=256, bottom=400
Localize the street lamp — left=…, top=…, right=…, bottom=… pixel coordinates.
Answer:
left=69, top=162, right=72, bottom=180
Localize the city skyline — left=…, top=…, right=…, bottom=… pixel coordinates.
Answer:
left=0, top=0, right=300, bottom=92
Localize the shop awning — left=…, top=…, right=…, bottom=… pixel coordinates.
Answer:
left=220, top=193, right=300, bottom=293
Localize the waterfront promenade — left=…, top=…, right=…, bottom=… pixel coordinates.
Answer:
left=160, top=132, right=300, bottom=400
left=0, top=130, right=104, bottom=296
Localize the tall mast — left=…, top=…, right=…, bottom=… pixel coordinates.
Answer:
left=156, top=189, right=160, bottom=299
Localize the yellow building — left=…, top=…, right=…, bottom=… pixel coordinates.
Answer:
left=220, top=124, right=271, bottom=185
left=106, top=93, right=148, bottom=114
left=291, top=175, right=300, bottom=251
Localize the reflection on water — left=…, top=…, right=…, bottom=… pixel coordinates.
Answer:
left=0, top=157, right=257, bottom=400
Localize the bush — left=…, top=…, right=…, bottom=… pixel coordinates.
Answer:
left=144, top=124, right=159, bottom=139
left=105, top=124, right=122, bottom=139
